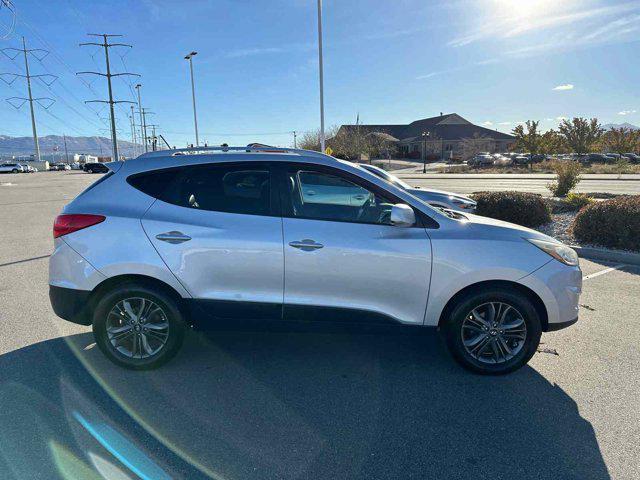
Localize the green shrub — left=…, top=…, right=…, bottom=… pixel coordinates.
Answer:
left=572, top=195, right=640, bottom=251
left=564, top=192, right=593, bottom=211
left=473, top=191, right=551, bottom=228
left=548, top=161, right=581, bottom=196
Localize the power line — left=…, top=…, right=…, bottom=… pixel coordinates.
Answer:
left=78, top=33, right=139, bottom=161
left=0, top=36, right=56, bottom=161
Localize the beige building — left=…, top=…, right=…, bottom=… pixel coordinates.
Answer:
left=337, top=113, right=516, bottom=159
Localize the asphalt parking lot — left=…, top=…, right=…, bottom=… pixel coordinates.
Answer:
left=0, top=171, right=638, bottom=480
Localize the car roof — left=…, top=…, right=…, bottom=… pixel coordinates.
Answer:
left=116, top=146, right=349, bottom=176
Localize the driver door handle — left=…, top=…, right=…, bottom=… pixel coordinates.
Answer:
left=156, top=231, right=192, bottom=244
left=353, top=194, right=366, bottom=200
left=289, top=239, right=324, bottom=251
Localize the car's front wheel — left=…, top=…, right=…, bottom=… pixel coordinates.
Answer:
left=92, top=284, right=186, bottom=370
left=443, top=287, right=542, bottom=375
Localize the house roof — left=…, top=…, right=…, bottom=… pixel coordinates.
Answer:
left=338, top=113, right=515, bottom=142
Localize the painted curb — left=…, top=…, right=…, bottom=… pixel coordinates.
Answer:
left=572, top=245, right=640, bottom=266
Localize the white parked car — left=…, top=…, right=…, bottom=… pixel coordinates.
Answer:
left=49, top=146, right=581, bottom=374
left=468, top=154, right=494, bottom=166
left=0, top=163, right=24, bottom=173
left=359, top=163, right=476, bottom=212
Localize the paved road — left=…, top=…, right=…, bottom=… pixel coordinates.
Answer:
left=1, top=171, right=639, bottom=479
left=395, top=173, right=640, bottom=196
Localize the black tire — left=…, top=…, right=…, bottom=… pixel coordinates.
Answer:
left=12, top=169, right=18, bottom=173
left=443, top=287, right=542, bottom=375
left=92, top=284, right=186, bottom=370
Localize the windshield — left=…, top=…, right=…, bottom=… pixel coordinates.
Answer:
left=361, top=165, right=412, bottom=190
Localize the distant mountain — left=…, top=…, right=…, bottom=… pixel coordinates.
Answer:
left=602, top=122, right=640, bottom=130
left=0, top=134, right=138, bottom=159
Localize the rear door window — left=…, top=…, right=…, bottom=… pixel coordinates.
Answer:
left=128, top=163, right=273, bottom=216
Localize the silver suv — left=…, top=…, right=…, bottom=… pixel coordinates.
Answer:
left=49, top=147, right=582, bottom=374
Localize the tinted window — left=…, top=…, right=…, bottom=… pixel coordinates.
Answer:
left=129, top=165, right=271, bottom=216
left=287, top=169, right=394, bottom=225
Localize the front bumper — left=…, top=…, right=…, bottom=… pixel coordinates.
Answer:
left=518, top=260, right=582, bottom=331
left=49, top=285, right=92, bottom=325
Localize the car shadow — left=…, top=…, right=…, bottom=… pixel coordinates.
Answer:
left=0, top=329, right=610, bottom=480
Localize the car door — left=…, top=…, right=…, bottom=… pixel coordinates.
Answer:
left=278, top=164, right=432, bottom=325
left=139, top=162, right=284, bottom=319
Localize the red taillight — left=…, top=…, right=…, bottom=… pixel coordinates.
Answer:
left=53, top=214, right=105, bottom=238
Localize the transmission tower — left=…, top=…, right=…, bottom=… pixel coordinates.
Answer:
left=0, top=36, right=57, bottom=161
left=78, top=34, right=139, bottom=161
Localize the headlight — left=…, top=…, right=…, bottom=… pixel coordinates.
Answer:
left=527, top=238, right=579, bottom=266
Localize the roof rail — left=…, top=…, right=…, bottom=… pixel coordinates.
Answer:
left=137, top=146, right=330, bottom=159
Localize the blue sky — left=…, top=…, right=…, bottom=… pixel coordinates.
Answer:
left=1, top=0, right=639, bottom=148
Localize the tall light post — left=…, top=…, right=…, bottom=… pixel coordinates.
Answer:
left=422, top=131, right=430, bottom=174
left=184, top=51, right=199, bottom=147
left=316, top=0, right=325, bottom=153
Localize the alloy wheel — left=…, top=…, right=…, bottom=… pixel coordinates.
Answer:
left=106, top=297, right=170, bottom=359
left=461, top=301, right=527, bottom=364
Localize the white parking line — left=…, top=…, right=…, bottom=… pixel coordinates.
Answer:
left=582, top=264, right=626, bottom=281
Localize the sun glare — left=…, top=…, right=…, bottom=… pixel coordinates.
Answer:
left=495, top=0, right=565, bottom=19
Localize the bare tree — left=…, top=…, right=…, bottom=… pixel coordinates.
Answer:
left=460, top=133, right=491, bottom=160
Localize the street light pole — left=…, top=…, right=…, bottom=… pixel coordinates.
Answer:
left=317, top=0, right=325, bottom=153
left=422, top=131, right=430, bottom=174
left=184, top=51, right=199, bottom=147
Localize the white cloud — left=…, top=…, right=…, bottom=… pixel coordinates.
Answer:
left=556, top=116, right=568, bottom=121
left=618, top=110, right=637, bottom=116
left=482, top=121, right=493, bottom=126
left=553, top=84, right=574, bottom=91
left=497, top=121, right=511, bottom=125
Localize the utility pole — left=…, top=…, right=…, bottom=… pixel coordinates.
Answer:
left=147, top=124, right=159, bottom=151
left=184, top=51, right=199, bottom=146
left=129, top=105, right=137, bottom=157
left=316, top=0, right=325, bottom=153
left=292, top=130, right=297, bottom=148
left=137, top=108, right=154, bottom=152
left=78, top=34, right=139, bottom=161
left=134, top=83, right=147, bottom=153
left=1, top=37, right=57, bottom=161
left=63, top=134, right=69, bottom=163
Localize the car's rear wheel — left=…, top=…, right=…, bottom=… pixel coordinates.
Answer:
left=443, top=287, right=542, bottom=375
left=92, top=284, right=186, bottom=370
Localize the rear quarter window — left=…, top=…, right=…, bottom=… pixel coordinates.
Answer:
left=127, top=169, right=178, bottom=200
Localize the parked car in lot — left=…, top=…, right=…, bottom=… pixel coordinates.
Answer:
left=580, top=153, right=609, bottom=164
left=623, top=153, right=640, bottom=163
left=0, top=163, right=24, bottom=173
left=21, top=164, right=37, bottom=173
left=83, top=162, right=109, bottom=173
left=491, top=153, right=511, bottom=166
left=530, top=154, right=548, bottom=163
left=50, top=146, right=581, bottom=374
left=512, top=155, right=530, bottom=165
left=51, top=163, right=71, bottom=171
left=359, top=163, right=476, bottom=212
left=468, top=153, right=494, bottom=166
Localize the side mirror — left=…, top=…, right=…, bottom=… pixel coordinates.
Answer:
left=390, top=204, right=416, bottom=227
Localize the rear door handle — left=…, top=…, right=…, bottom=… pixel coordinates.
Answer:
left=156, top=231, right=192, bottom=244
left=289, top=239, right=324, bottom=251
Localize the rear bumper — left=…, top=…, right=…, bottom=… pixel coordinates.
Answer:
left=49, top=285, right=92, bottom=325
